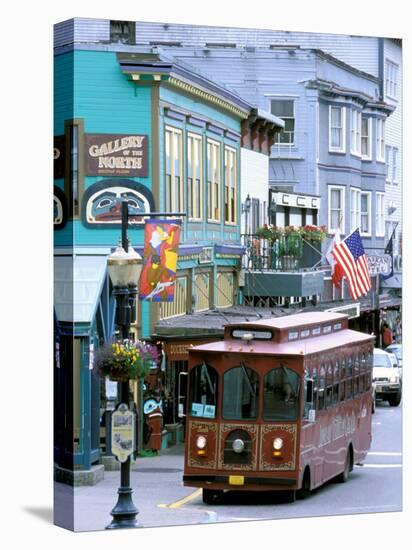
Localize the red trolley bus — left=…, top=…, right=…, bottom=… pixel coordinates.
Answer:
left=182, top=312, right=375, bottom=503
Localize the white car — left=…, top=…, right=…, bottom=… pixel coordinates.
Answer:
left=373, top=348, right=402, bottom=407
left=385, top=344, right=402, bottom=379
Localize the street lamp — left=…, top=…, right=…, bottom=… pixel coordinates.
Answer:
left=242, top=194, right=251, bottom=235
left=106, top=202, right=143, bottom=530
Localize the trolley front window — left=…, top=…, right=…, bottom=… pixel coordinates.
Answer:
left=223, top=365, right=259, bottom=420
left=263, top=366, right=300, bottom=421
left=189, top=363, right=218, bottom=418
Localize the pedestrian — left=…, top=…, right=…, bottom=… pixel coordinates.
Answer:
left=393, top=316, right=402, bottom=343
left=382, top=322, right=393, bottom=348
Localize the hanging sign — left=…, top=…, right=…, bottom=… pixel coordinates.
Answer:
left=367, top=254, right=391, bottom=276
left=85, top=134, right=149, bottom=177
left=111, top=403, right=135, bottom=463
left=139, top=219, right=181, bottom=302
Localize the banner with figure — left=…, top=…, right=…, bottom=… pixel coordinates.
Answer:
left=139, top=219, right=181, bottom=301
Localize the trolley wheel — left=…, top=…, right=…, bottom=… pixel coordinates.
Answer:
left=297, top=468, right=311, bottom=500
left=336, top=448, right=352, bottom=483
left=202, top=488, right=224, bottom=505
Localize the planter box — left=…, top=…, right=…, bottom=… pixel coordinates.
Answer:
left=244, top=270, right=325, bottom=297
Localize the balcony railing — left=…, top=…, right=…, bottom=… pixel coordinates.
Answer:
left=242, top=234, right=323, bottom=272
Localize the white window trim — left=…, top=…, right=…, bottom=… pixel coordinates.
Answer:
left=329, top=105, right=346, bottom=154
left=206, top=137, right=221, bottom=223
left=165, top=125, right=183, bottom=213
left=392, top=147, right=399, bottom=185
left=224, top=145, right=237, bottom=225
left=328, top=185, right=345, bottom=235
left=385, top=145, right=392, bottom=183
left=376, top=192, right=385, bottom=237
left=376, top=119, right=385, bottom=163
left=187, top=132, right=203, bottom=222
left=385, top=58, right=399, bottom=101
left=360, top=191, right=372, bottom=237
left=270, top=98, right=295, bottom=146
left=350, top=109, right=362, bottom=157
left=350, top=187, right=361, bottom=233
left=361, top=117, right=372, bottom=161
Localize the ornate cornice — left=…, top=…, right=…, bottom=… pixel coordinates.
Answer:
left=167, top=76, right=250, bottom=119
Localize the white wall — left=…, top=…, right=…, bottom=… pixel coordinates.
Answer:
left=241, top=148, right=269, bottom=233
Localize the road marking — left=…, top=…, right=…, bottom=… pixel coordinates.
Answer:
left=158, top=488, right=202, bottom=509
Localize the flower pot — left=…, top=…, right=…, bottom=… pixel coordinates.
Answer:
left=280, top=255, right=298, bottom=271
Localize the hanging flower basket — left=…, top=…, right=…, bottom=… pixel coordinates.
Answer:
left=93, top=339, right=159, bottom=382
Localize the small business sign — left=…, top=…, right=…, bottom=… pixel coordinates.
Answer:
left=111, top=403, right=135, bottom=463
left=85, top=134, right=149, bottom=177
left=367, top=254, right=391, bottom=276
left=325, top=303, right=360, bottom=319
left=199, top=247, right=213, bottom=264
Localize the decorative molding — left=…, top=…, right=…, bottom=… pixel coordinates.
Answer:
left=167, top=76, right=250, bottom=119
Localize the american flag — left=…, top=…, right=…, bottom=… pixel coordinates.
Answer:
left=331, top=229, right=371, bottom=300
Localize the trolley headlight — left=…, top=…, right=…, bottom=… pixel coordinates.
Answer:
left=273, top=437, right=284, bottom=450
left=232, top=438, right=245, bottom=454
left=196, top=435, right=207, bottom=449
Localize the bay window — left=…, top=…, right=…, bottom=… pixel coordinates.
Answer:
left=187, top=133, right=203, bottom=220
left=376, top=119, right=385, bottom=162
left=224, top=146, right=237, bottom=224
left=328, top=185, right=345, bottom=234
left=361, top=117, right=372, bottom=160
left=207, top=139, right=221, bottom=222
left=376, top=192, right=385, bottom=236
left=351, top=109, right=362, bottom=156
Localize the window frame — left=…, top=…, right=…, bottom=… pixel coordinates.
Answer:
left=392, top=147, right=399, bottom=185
left=350, top=109, right=362, bottom=157
left=329, top=105, right=346, bottom=154
left=271, top=98, right=295, bottom=146
left=328, top=185, right=345, bottom=235
left=206, top=138, right=222, bottom=223
left=361, top=116, right=372, bottom=160
left=385, top=59, right=399, bottom=101
left=165, top=125, right=184, bottom=213
left=376, top=192, right=385, bottom=237
left=350, top=187, right=361, bottom=233
left=376, top=119, right=385, bottom=163
left=360, top=191, right=372, bottom=237
left=187, top=132, right=203, bottom=222
left=224, top=145, right=237, bottom=225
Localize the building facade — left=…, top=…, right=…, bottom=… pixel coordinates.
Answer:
left=53, top=18, right=282, bottom=480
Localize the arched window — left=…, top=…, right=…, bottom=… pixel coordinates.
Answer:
left=189, top=362, right=218, bottom=418
left=223, top=364, right=259, bottom=420
left=263, top=365, right=300, bottom=421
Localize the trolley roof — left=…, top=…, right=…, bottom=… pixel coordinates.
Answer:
left=189, top=311, right=375, bottom=357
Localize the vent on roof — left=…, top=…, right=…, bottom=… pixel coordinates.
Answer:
left=269, top=44, right=300, bottom=50
left=149, top=41, right=182, bottom=47
left=205, top=42, right=237, bottom=48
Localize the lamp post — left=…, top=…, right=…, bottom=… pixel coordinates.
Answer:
left=106, top=200, right=143, bottom=530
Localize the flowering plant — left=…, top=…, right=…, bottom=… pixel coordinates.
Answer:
left=299, top=225, right=327, bottom=242
left=255, top=224, right=327, bottom=242
left=93, top=339, right=159, bottom=381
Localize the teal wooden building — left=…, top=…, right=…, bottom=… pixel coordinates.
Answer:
left=53, top=20, right=282, bottom=481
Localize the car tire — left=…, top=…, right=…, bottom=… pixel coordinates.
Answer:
left=202, top=488, right=223, bottom=505
left=372, top=395, right=376, bottom=414
left=388, top=393, right=401, bottom=407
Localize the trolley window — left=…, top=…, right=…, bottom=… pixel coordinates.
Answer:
left=189, top=362, right=218, bottom=418
left=222, top=365, right=259, bottom=420
left=263, top=366, right=300, bottom=421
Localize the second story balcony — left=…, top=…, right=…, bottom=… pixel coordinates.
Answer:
left=241, top=226, right=328, bottom=301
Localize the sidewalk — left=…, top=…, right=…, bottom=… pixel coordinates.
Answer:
left=55, top=444, right=208, bottom=532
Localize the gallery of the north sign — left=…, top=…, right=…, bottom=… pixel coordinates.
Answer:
left=85, top=134, right=149, bottom=176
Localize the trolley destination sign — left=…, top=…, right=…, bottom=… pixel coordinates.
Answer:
left=85, top=133, right=149, bottom=176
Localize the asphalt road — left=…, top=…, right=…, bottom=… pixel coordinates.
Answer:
left=64, top=400, right=402, bottom=531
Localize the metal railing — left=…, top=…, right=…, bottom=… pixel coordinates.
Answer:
left=241, top=234, right=323, bottom=272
